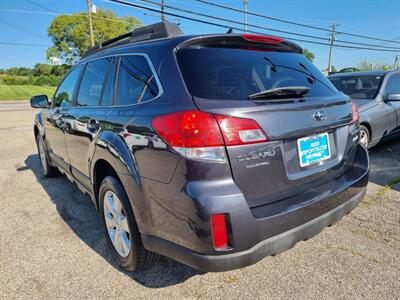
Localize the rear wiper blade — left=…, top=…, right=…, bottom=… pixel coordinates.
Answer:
left=248, top=86, right=310, bottom=100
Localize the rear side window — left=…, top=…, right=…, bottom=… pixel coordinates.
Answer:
left=53, top=65, right=83, bottom=108
left=329, top=75, right=383, bottom=99
left=101, top=58, right=117, bottom=106
left=177, top=46, right=338, bottom=100
left=77, top=57, right=113, bottom=106
left=115, top=55, right=159, bottom=106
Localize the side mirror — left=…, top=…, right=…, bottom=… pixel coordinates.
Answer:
left=30, top=95, right=49, bottom=108
left=386, top=93, right=400, bottom=101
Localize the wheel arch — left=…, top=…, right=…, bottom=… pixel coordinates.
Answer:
left=92, top=159, right=121, bottom=208
left=90, top=131, right=141, bottom=210
left=360, top=122, right=372, bottom=140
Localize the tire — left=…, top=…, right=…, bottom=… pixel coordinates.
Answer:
left=99, top=176, right=159, bottom=271
left=36, top=134, right=58, bottom=177
left=359, top=125, right=370, bottom=149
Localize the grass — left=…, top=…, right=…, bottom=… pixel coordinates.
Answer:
left=0, top=84, right=56, bottom=101
left=377, top=176, right=400, bottom=197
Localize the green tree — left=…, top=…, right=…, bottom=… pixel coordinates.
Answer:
left=46, top=47, right=61, bottom=62
left=303, top=48, right=315, bottom=62
left=47, top=9, right=142, bottom=64
left=51, top=64, right=70, bottom=76
left=33, top=63, right=52, bottom=76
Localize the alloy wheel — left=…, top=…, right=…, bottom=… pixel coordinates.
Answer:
left=103, top=190, right=131, bottom=257
left=38, top=137, right=48, bottom=173
left=359, top=129, right=369, bottom=148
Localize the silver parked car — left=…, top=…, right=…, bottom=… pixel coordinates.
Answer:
left=329, top=70, right=400, bottom=148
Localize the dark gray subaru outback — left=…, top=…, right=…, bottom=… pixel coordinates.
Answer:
left=31, top=22, right=369, bottom=272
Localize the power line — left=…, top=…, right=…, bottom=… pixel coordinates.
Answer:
left=137, top=0, right=400, bottom=51
left=0, top=8, right=136, bottom=25
left=0, top=16, right=48, bottom=41
left=196, top=0, right=400, bottom=45
left=111, top=0, right=400, bottom=52
left=105, top=0, right=400, bottom=52
left=3, top=0, right=398, bottom=53
left=7, top=0, right=400, bottom=52
left=0, top=42, right=49, bottom=47
left=25, top=0, right=58, bottom=13
left=0, top=8, right=55, bottom=15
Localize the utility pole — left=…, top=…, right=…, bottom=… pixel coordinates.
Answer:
left=327, top=23, right=339, bottom=74
left=87, top=0, right=95, bottom=47
left=161, top=0, right=165, bottom=22
left=394, top=55, right=399, bottom=70
left=243, top=0, right=248, bottom=33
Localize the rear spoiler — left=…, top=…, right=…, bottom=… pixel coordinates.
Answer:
left=175, top=34, right=302, bottom=53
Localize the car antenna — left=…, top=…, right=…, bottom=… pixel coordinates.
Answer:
left=226, top=28, right=233, bottom=34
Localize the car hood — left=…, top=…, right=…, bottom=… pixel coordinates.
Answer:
left=352, top=99, right=377, bottom=112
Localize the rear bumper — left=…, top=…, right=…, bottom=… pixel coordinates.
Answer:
left=142, top=187, right=366, bottom=272
left=142, top=144, right=369, bottom=272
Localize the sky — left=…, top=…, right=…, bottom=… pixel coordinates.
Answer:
left=0, top=0, right=399, bottom=70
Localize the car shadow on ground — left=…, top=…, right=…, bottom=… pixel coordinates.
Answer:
left=23, top=154, right=202, bottom=288
left=367, top=138, right=400, bottom=192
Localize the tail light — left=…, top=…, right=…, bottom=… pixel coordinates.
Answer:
left=152, top=110, right=267, bottom=162
left=211, top=214, right=228, bottom=250
left=215, top=115, right=267, bottom=146
left=241, top=34, right=284, bottom=44
left=352, top=102, right=360, bottom=124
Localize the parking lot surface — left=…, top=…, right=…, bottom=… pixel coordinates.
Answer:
left=1, top=102, right=399, bottom=299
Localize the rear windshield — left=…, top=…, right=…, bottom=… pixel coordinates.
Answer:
left=177, top=46, right=338, bottom=100
left=329, top=75, right=383, bottom=99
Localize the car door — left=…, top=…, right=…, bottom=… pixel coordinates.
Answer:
left=45, top=65, right=84, bottom=171
left=105, top=54, right=164, bottom=178
left=63, top=57, right=116, bottom=190
left=384, top=73, right=400, bottom=133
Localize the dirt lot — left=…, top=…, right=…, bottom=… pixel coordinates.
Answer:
left=1, top=102, right=399, bottom=299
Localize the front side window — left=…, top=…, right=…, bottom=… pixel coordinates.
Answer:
left=330, top=75, right=383, bottom=99
left=77, top=57, right=113, bottom=106
left=115, top=55, right=159, bottom=106
left=53, top=65, right=83, bottom=108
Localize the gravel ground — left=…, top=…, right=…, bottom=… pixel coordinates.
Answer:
left=1, top=102, right=399, bottom=299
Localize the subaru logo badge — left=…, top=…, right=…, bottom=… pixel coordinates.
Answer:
left=313, top=110, right=327, bottom=121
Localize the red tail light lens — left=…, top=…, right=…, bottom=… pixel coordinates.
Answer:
left=152, top=110, right=267, bottom=161
left=211, top=214, right=228, bottom=250
left=215, top=114, right=267, bottom=146
left=352, top=102, right=360, bottom=123
left=241, top=34, right=284, bottom=44
left=152, top=111, right=224, bottom=148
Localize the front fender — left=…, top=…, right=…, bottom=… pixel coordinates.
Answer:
left=34, top=111, right=45, bottom=137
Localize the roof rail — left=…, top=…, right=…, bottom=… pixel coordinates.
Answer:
left=83, top=22, right=183, bottom=57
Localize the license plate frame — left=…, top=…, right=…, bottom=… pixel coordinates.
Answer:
left=297, top=132, right=331, bottom=167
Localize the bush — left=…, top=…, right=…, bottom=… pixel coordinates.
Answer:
left=33, top=75, right=63, bottom=86
left=0, top=64, right=70, bottom=86
left=2, top=75, right=30, bottom=85
left=1, top=74, right=62, bottom=86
